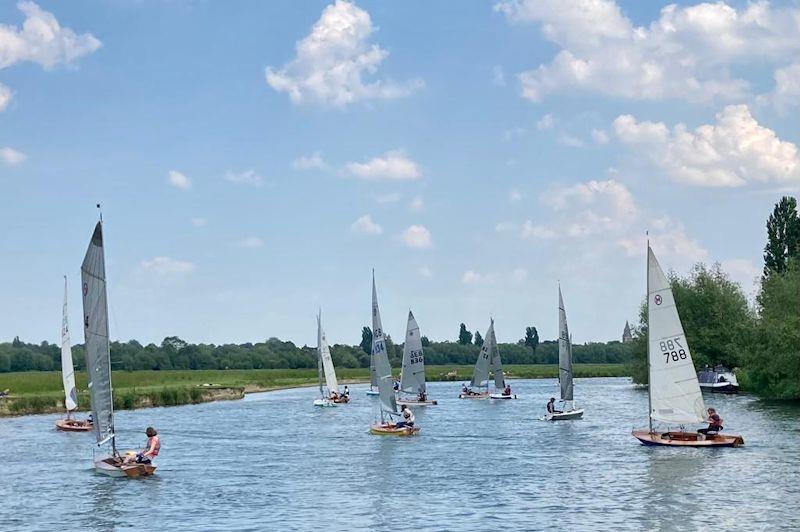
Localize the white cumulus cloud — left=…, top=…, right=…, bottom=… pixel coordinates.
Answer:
left=536, top=113, right=554, bottom=130
left=140, top=257, right=195, bottom=275
left=224, top=169, right=263, bottom=187
left=0, top=1, right=101, bottom=70
left=613, top=105, right=800, bottom=187
left=292, top=152, right=326, bottom=170
left=167, top=170, right=191, bottom=190
left=401, top=225, right=432, bottom=249
left=0, top=83, right=11, bottom=111
left=496, top=0, right=800, bottom=105
left=0, top=146, right=26, bottom=165
left=265, top=0, right=422, bottom=107
left=344, top=150, right=421, bottom=181
left=351, top=214, right=382, bottom=235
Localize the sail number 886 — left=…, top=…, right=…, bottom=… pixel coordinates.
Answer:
left=660, top=338, right=686, bottom=364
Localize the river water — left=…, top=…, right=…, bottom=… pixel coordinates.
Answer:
left=0, top=378, right=797, bottom=531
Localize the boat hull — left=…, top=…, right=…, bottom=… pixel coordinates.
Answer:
left=55, top=419, right=93, bottom=432
left=396, top=399, right=437, bottom=406
left=545, top=409, right=584, bottom=421
left=369, top=423, right=420, bottom=436
left=631, top=430, right=744, bottom=448
left=313, top=398, right=337, bottom=407
left=699, top=382, right=739, bottom=394
left=94, top=456, right=157, bottom=478
left=458, top=392, right=489, bottom=399
left=489, top=393, right=517, bottom=400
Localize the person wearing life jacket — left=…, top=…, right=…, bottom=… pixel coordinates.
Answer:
left=547, top=397, right=562, bottom=414
left=136, top=427, right=160, bottom=464
left=395, top=405, right=415, bottom=428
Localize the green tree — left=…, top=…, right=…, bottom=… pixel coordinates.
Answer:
left=458, top=323, right=473, bottom=345
left=524, top=326, right=539, bottom=354
left=630, top=263, right=754, bottom=383
left=745, top=259, right=800, bottom=399
left=763, top=196, right=800, bottom=277
left=360, top=326, right=373, bottom=355
left=474, top=331, right=484, bottom=347
left=421, top=336, right=430, bottom=347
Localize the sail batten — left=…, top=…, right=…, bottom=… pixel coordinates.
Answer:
left=558, top=286, right=574, bottom=401
left=647, top=246, right=705, bottom=425
left=81, top=221, right=115, bottom=446
left=371, top=273, right=397, bottom=416
left=60, top=277, right=78, bottom=412
left=400, top=311, right=426, bottom=395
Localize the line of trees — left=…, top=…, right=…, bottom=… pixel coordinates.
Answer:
left=0, top=332, right=632, bottom=375
left=631, top=196, right=800, bottom=400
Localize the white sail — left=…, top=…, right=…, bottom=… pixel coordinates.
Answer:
left=471, top=320, right=494, bottom=388
left=488, top=321, right=504, bottom=389
left=316, top=315, right=325, bottom=398
left=647, top=246, right=705, bottom=425
left=60, top=276, right=78, bottom=412
left=81, top=221, right=115, bottom=446
left=400, top=311, right=426, bottom=395
left=371, top=273, right=397, bottom=416
left=558, top=286, right=574, bottom=401
left=317, top=312, right=339, bottom=395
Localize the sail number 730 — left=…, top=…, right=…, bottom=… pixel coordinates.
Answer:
left=660, top=338, right=687, bottom=364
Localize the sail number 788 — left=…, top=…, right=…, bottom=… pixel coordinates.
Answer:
left=660, top=338, right=687, bottom=364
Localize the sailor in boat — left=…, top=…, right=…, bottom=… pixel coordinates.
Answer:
left=394, top=405, right=415, bottom=429
left=502, top=383, right=512, bottom=396
left=124, top=427, right=161, bottom=465
left=461, top=383, right=479, bottom=396
left=697, top=408, right=723, bottom=437
left=343, top=386, right=350, bottom=398
left=417, top=390, right=427, bottom=402
left=546, top=397, right=562, bottom=415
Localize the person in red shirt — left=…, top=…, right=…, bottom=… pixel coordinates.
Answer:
left=698, top=408, right=723, bottom=435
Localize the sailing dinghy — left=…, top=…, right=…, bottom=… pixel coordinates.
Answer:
left=460, top=320, right=516, bottom=399
left=544, top=285, right=583, bottom=420
left=368, top=273, right=420, bottom=436
left=55, top=276, right=93, bottom=432
left=82, top=219, right=157, bottom=476
left=631, top=245, right=744, bottom=448
left=313, top=311, right=340, bottom=407
left=396, top=311, right=437, bottom=406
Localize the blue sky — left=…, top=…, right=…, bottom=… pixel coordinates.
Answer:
left=1, top=0, right=798, bottom=347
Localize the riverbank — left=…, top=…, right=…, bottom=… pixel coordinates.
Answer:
left=0, top=364, right=628, bottom=416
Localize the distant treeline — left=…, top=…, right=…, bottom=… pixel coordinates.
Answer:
left=0, top=335, right=632, bottom=374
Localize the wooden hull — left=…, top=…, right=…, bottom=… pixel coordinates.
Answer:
left=458, top=392, right=489, bottom=399
left=369, top=423, right=420, bottom=436
left=632, top=430, right=744, bottom=448
left=94, top=456, right=157, bottom=478
left=545, top=409, right=584, bottom=421
left=55, top=419, right=93, bottom=432
left=396, top=398, right=437, bottom=406
left=489, top=393, right=517, bottom=400
left=332, top=397, right=350, bottom=404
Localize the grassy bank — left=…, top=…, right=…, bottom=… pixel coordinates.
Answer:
left=0, top=364, right=628, bottom=416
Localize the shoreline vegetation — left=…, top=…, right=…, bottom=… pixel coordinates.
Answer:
left=0, top=364, right=627, bottom=416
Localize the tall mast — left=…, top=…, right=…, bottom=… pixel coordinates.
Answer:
left=646, top=233, right=653, bottom=433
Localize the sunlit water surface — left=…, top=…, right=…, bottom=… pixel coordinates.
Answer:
left=1, top=378, right=798, bottom=531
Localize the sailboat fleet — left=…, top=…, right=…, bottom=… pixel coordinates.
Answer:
left=53, top=214, right=743, bottom=475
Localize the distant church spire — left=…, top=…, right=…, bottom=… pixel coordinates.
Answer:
left=622, top=321, right=633, bottom=343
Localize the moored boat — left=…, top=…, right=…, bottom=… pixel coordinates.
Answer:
left=698, top=366, right=740, bottom=394
left=631, top=244, right=743, bottom=448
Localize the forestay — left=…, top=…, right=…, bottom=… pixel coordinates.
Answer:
left=81, top=222, right=115, bottom=446
left=317, top=313, right=339, bottom=395
left=647, top=246, right=705, bottom=425
left=400, top=311, right=425, bottom=395
left=60, top=276, right=78, bottom=412
left=470, top=320, right=493, bottom=388
left=371, top=274, right=397, bottom=416
left=558, top=286, right=574, bottom=402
